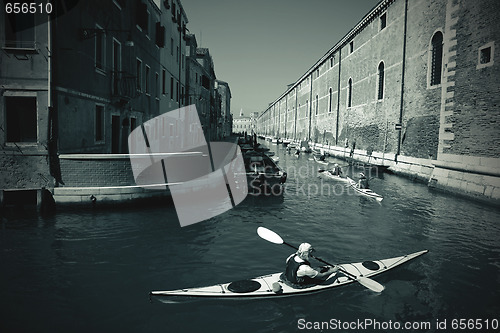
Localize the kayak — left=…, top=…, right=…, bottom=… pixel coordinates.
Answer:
left=346, top=176, right=383, bottom=202
left=313, top=155, right=329, bottom=165
left=318, top=170, right=349, bottom=183
left=150, top=250, right=427, bottom=299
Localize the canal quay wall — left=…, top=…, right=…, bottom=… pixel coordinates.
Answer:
left=257, top=0, right=500, bottom=204
left=51, top=155, right=167, bottom=207
left=0, top=136, right=239, bottom=211
left=0, top=153, right=169, bottom=212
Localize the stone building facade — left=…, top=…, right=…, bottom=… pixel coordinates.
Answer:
left=216, top=80, right=232, bottom=139
left=0, top=0, right=232, bottom=209
left=257, top=0, right=500, bottom=202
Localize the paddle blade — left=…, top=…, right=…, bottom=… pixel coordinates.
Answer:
left=318, top=169, right=326, bottom=173
left=257, top=227, right=284, bottom=244
left=357, top=276, right=385, bottom=293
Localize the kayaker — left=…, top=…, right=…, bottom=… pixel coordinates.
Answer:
left=330, top=163, right=342, bottom=176
left=358, top=172, right=369, bottom=189
left=284, top=243, right=338, bottom=286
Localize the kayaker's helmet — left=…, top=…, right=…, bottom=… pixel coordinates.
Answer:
left=334, top=163, right=339, bottom=167
left=297, top=243, right=314, bottom=256
left=359, top=172, right=365, bottom=177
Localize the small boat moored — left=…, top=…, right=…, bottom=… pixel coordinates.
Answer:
left=243, top=150, right=287, bottom=195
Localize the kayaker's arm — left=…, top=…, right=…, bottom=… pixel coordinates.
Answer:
left=314, top=265, right=339, bottom=280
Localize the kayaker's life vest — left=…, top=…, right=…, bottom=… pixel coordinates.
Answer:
left=285, top=255, right=315, bottom=285
left=359, top=177, right=369, bottom=189
left=332, top=167, right=342, bottom=176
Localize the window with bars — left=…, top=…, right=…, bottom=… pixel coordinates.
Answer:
left=329, top=88, right=333, bottom=112
left=347, top=78, right=353, bottom=107
left=477, top=42, right=494, bottom=69
left=377, top=62, right=384, bottom=100
left=430, top=32, right=443, bottom=86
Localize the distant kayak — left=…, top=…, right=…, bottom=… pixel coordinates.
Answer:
left=150, top=250, right=427, bottom=299
left=346, top=176, right=383, bottom=202
left=318, top=170, right=349, bottom=183
left=313, top=155, right=329, bottom=165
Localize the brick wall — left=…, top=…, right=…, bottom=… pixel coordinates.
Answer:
left=447, top=0, right=500, bottom=157
left=59, top=156, right=135, bottom=187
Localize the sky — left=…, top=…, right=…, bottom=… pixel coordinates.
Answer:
left=180, top=0, right=381, bottom=117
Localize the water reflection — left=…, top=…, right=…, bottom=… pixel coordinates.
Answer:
left=0, top=141, right=499, bottom=332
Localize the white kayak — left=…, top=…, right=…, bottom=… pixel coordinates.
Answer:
left=313, top=155, right=329, bottom=165
left=150, top=250, right=427, bottom=299
left=318, top=170, right=349, bottom=183
left=346, top=176, right=383, bottom=202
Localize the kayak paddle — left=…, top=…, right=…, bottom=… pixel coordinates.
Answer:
left=257, top=227, right=385, bottom=293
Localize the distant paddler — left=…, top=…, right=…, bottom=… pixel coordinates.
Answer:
left=358, top=172, right=369, bottom=189
left=330, top=163, right=342, bottom=176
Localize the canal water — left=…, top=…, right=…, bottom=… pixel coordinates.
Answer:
left=1, top=141, right=499, bottom=332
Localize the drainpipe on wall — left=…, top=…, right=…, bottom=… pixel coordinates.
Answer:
left=294, top=87, right=298, bottom=140
left=277, top=102, right=280, bottom=138
left=284, top=97, right=287, bottom=138
left=47, top=10, right=63, bottom=186
left=336, top=48, right=342, bottom=145
left=396, top=0, right=408, bottom=162
left=308, top=76, right=313, bottom=141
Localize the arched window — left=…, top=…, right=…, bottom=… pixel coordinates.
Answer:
left=347, top=78, right=353, bottom=108
left=377, top=62, right=385, bottom=100
left=430, top=32, right=443, bottom=86
left=328, top=88, right=333, bottom=112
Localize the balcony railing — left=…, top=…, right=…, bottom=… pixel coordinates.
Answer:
left=112, top=71, right=139, bottom=100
